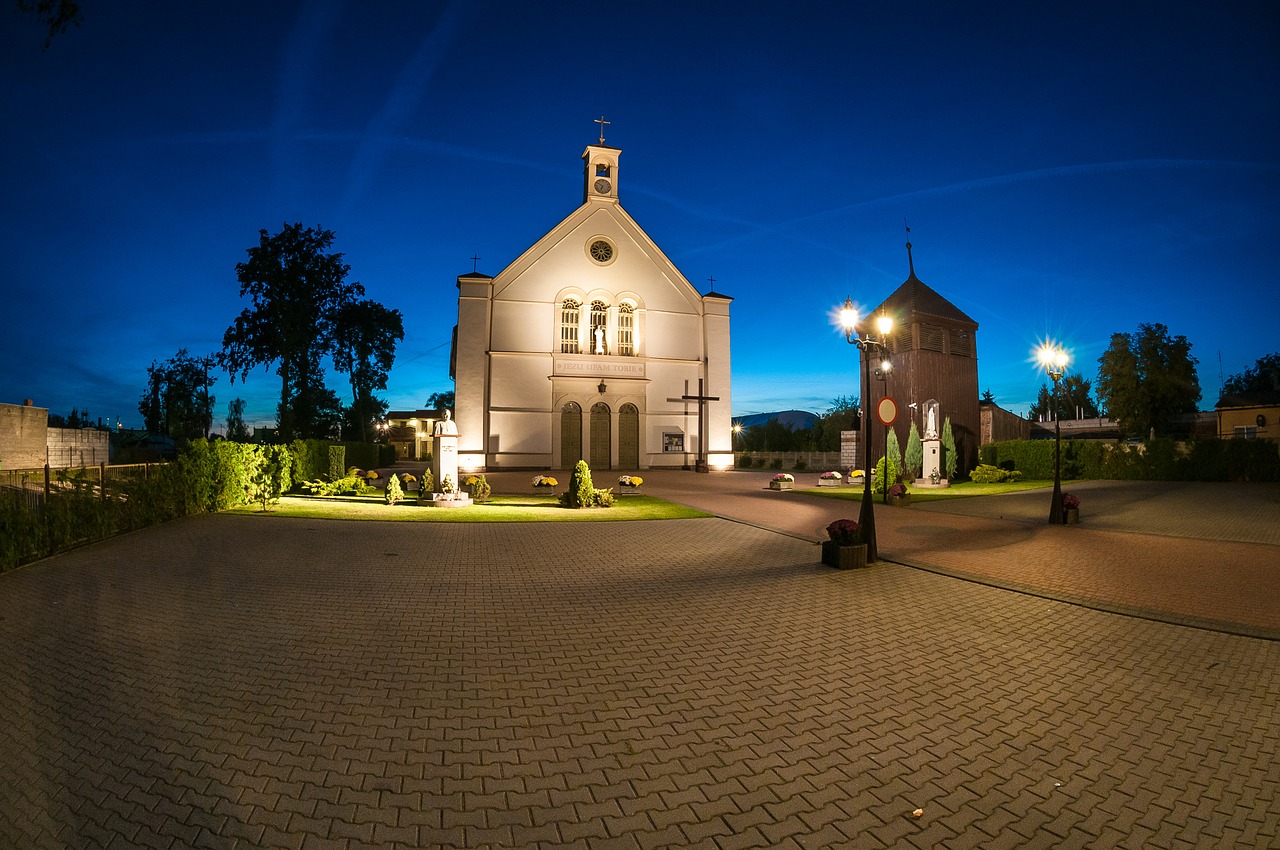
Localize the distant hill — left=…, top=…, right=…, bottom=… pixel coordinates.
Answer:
left=734, top=410, right=818, bottom=431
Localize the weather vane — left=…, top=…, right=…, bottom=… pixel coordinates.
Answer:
left=594, top=115, right=610, bottom=145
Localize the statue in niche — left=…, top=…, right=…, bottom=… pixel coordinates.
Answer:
left=594, top=326, right=605, bottom=355
left=433, top=409, right=458, bottom=436
left=924, top=400, right=939, bottom=439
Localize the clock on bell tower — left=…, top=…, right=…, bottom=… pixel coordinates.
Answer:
left=582, top=144, right=619, bottom=204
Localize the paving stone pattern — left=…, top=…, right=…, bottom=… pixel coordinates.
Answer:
left=0, top=514, right=1276, bottom=848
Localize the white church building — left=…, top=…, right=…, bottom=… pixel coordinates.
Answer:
left=451, top=139, right=732, bottom=472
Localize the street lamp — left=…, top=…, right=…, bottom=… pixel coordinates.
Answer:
left=1037, top=343, right=1069, bottom=524
left=839, top=297, right=893, bottom=562
left=732, top=422, right=743, bottom=454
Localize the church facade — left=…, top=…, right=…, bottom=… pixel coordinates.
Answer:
left=451, top=142, right=733, bottom=472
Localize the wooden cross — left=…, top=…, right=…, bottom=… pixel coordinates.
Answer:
left=677, top=378, right=720, bottom=472
left=594, top=115, right=610, bottom=145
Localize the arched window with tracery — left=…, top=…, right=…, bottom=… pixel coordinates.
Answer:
left=617, top=303, right=635, bottom=356
left=590, top=300, right=608, bottom=354
left=560, top=299, right=581, bottom=353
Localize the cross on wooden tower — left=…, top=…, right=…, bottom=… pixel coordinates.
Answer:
left=677, top=378, right=720, bottom=473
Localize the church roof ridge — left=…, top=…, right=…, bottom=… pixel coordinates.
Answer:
left=704, top=290, right=734, bottom=300
left=876, top=274, right=978, bottom=326
left=869, top=241, right=977, bottom=327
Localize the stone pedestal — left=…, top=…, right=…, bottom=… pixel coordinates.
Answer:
left=922, top=438, right=942, bottom=483
left=432, top=435, right=458, bottom=495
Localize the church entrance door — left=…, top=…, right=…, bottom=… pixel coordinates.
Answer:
left=590, top=403, right=611, bottom=470
left=619, top=404, right=639, bottom=469
left=560, top=403, right=582, bottom=467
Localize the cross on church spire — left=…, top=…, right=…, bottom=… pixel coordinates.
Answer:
left=594, top=115, right=610, bottom=145
left=470, top=254, right=481, bottom=273
left=904, top=221, right=916, bottom=278
left=706, top=275, right=716, bottom=289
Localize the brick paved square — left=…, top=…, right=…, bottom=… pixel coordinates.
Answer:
left=0, top=509, right=1276, bottom=849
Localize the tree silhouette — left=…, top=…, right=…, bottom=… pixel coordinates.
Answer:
left=220, top=224, right=363, bottom=441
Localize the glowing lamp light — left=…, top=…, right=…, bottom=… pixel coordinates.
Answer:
left=876, top=313, right=893, bottom=337
left=707, top=452, right=734, bottom=471
left=839, top=298, right=858, bottom=333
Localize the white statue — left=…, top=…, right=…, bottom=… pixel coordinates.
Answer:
left=433, top=409, right=458, bottom=436
left=593, top=326, right=605, bottom=355
left=926, top=406, right=936, bottom=438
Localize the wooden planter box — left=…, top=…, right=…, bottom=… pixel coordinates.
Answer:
left=1064, top=507, right=1080, bottom=524
left=822, top=540, right=868, bottom=569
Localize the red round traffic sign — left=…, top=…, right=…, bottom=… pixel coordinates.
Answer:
left=876, top=396, right=898, bottom=426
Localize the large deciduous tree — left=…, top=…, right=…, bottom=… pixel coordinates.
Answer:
left=225, top=398, right=250, bottom=442
left=219, top=224, right=364, bottom=442
left=334, top=299, right=405, bottom=442
left=1221, top=353, right=1280, bottom=399
left=138, top=348, right=216, bottom=442
left=1029, top=375, right=1099, bottom=421
left=1096, top=322, right=1201, bottom=439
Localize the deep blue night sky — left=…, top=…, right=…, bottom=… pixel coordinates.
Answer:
left=2, top=1, right=1277, bottom=430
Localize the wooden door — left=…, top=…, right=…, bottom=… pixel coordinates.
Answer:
left=590, top=403, right=611, bottom=470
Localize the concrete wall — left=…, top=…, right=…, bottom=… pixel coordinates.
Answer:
left=980, top=402, right=1032, bottom=445
left=0, top=401, right=49, bottom=469
left=46, top=428, right=110, bottom=468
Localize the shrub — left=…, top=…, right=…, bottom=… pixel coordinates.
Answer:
left=421, top=468, right=434, bottom=493
left=465, top=474, right=491, bottom=502
left=329, top=446, right=346, bottom=481
left=872, top=455, right=899, bottom=494
left=384, top=473, right=404, bottom=506
left=559, top=460, right=595, bottom=508
left=738, top=454, right=753, bottom=468
left=592, top=488, right=614, bottom=507
left=793, top=459, right=807, bottom=471
left=770, top=458, right=783, bottom=470
left=969, top=463, right=1023, bottom=484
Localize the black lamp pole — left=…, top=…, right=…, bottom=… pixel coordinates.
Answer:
left=1038, top=342, right=1068, bottom=525
left=1048, top=367, right=1065, bottom=524
left=842, top=298, right=892, bottom=562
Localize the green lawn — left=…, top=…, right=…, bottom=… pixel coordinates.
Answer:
left=228, top=492, right=710, bottom=522
left=799, top=479, right=1059, bottom=503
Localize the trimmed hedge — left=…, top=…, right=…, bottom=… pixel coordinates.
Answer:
left=0, top=437, right=393, bottom=571
left=289, top=439, right=395, bottom=483
left=980, top=438, right=1280, bottom=482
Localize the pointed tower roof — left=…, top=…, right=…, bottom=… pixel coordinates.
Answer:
left=872, top=240, right=977, bottom=328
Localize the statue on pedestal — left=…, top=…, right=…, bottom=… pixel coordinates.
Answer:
left=433, top=409, right=458, bottom=436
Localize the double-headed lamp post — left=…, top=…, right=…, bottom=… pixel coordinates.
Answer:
left=840, top=298, right=893, bottom=562
left=1038, top=343, right=1069, bottom=524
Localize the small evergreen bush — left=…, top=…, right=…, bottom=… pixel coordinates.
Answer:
left=384, top=473, right=404, bottom=506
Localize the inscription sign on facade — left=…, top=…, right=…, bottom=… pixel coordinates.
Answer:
left=552, top=356, right=646, bottom=379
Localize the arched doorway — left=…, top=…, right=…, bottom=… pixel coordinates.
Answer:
left=560, top=402, right=582, bottom=467
left=618, top=403, right=639, bottom=469
left=590, top=402, right=611, bottom=470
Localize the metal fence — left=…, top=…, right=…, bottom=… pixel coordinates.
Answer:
left=0, top=463, right=160, bottom=515
left=735, top=451, right=843, bottom=470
